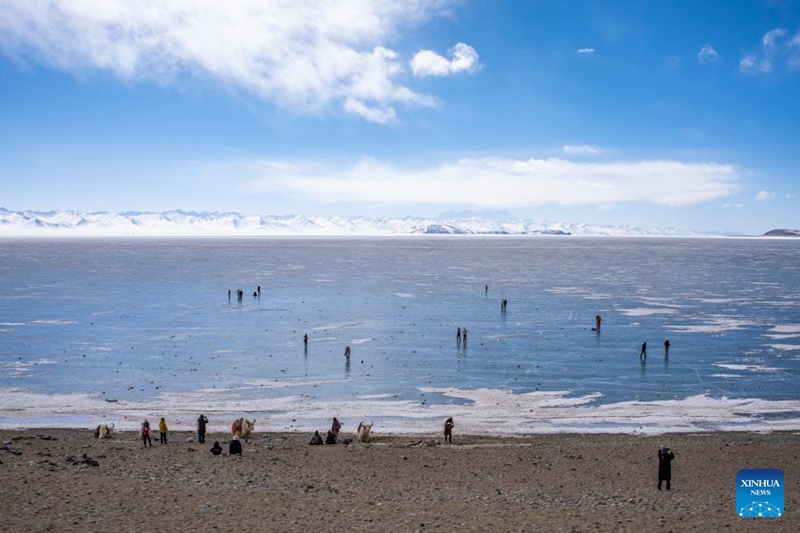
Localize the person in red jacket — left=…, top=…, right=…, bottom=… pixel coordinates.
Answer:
left=140, top=419, right=152, bottom=448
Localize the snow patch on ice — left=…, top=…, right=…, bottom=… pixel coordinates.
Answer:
left=3, top=387, right=799, bottom=435
left=713, top=363, right=784, bottom=373
left=619, top=308, right=677, bottom=317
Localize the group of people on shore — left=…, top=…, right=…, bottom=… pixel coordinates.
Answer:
left=307, top=416, right=456, bottom=445
left=138, top=414, right=209, bottom=448
left=139, top=417, right=169, bottom=447
left=309, top=417, right=343, bottom=445
left=134, top=412, right=675, bottom=489
left=137, top=413, right=242, bottom=456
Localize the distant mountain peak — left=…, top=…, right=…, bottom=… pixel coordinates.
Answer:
left=763, top=229, right=800, bottom=237
left=0, top=208, right=736, bottom=237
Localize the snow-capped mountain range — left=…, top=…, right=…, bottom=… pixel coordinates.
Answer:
left=0, top=207, right=740, bottom=237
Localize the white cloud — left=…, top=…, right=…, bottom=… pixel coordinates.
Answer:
left=237, top=156, right=741, bottom=208
left=756, top=191, right=776, bottom=201
left=697, top=45, right=719, bottom=63
left=343, top=96, right=398, bottom=125
left=763, top=28, right=787, bottom=47
left=723, top=203, right=743, bottom=209
left=0, top=0, right=466, bottom=122
left=576, top=48, right=595, bottom=54
left=410, top=43, right=479, bottom=77
left=740, top=27, right=800, bottom=74
left=563, top=145, right=602, bottom=155
left=789, top=30, right=800, bottom=70
left=740, top=55, right=771, bottom=74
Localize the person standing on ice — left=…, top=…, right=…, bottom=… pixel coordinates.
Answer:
left=640, top=341, right=647, bottom=359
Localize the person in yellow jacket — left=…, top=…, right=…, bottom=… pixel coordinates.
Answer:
left=158, top=417, right=168, bottom=444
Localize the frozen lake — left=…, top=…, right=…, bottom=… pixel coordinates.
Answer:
left=1, top=236, right=799, bottom=435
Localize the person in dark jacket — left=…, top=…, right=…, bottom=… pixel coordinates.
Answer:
left=210, top=441, right=223, bottom=455
left=325, top=430, right=337, bottom=445
left=444, top=417, right=455, bottom=443
left=658, top=445, right=675, bottom=490
left=229, top=436, right=242, bottom=455
left=309, top=430, right=323, bottom=445
left=197, top=414, right=209, bottom=443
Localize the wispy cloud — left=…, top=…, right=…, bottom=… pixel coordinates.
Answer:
left=0, top=0, right=472, bottom=123
left=410, top=43, right=479, bottom=77
left=756, top=190, right=776, bottom=201
left=789, top=31, right=800, bottom=69
left=233, top=156, right=740, bottom=209
left=763, top=28, right=787, bottom=47
left=740, top=27, right=800, bottom=74
left=576, top=48, right=595, bottom=55
left=697, top=44, right=719, bottom=63
left=723, top=203, right=743, bottom=209
left=563, top=145, right=602, bottom=155
left=740, top=55, right=772, bottom=74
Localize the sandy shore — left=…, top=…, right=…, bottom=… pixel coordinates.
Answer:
left=1, top=429, right=797, bottom=532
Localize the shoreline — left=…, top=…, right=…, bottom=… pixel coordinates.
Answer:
left=2, top=428, right=797, bottom=531
left=4, top=386, right=800, bottom=436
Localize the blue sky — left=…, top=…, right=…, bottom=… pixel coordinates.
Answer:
left=1, top=0, right=799, bottom=234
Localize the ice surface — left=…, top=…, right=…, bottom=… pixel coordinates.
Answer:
left=619, top=308, right=678, bottom=316
left=1, top=237, right=799, bottom=434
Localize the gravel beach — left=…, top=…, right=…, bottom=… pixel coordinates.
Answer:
left=1, top=429, right=798, bottom=532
